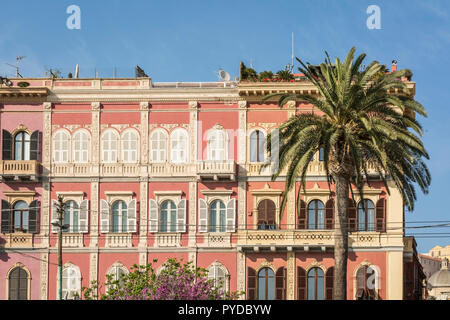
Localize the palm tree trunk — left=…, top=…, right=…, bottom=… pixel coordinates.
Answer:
left=333, top=174, right=349, bottom=300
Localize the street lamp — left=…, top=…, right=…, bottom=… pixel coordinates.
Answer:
left=51, top=195, right=69, bottom=300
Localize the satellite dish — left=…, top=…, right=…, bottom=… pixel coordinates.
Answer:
left=217, top=69, right=231, bottom=81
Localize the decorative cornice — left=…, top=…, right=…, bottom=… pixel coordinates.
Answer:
left=43, top=102, right=52, bottom=110
left=189, top=101, right=198, bottom=109
left=200, top=189, right=233, bottom=196
left=140, top=102, right=150, bottom=110
left=250, top=183, right=283, bottom=196
left=238, top=101, right=247, bottom=109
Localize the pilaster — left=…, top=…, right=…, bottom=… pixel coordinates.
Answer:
left=40, top=251, right=49, bottom=300
left=188, top=181, right=197, bottom=247
left=238, top=100, right=247, bottom=165
left=287, top=251, right=295, bottom=300
left=91, top=102, right=100, bottom=174
left=189, top=101, right=198, bottom=163
left=139, top=178, right=148, bottom=248
left=237, top=251, right=246, bottom=300
left=90, top=178, right=99, bottom=246
left=41, top=102, right=52, bottom=247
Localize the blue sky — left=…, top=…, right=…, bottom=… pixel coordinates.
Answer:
left=1, top=0, right=449, bottom=253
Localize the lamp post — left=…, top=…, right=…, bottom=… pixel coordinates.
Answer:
left=51, top=195, right=69, bottom=300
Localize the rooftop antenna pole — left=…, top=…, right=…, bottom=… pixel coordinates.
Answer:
left=291, top=32, right=294, bottom=69
left=6, top=56, right=26, bottom=78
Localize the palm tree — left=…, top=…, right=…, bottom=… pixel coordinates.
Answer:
left=263, top=47, right=431, bottom=300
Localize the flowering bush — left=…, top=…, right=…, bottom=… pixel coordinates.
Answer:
left=82, top=258, right=243, bottom=300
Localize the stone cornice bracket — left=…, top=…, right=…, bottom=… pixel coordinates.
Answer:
left=286, top=100, right=296, bottom=109
left=189, top=101, right=198, bottom=109
left=238, top=100, right=248, bottom=109
left=91, top=102, right=101, bottom=111
left=140, top=102, right=150, bottom=110
left=43, top=102, right=52, bottom=110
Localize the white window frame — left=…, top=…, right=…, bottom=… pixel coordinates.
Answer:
left=106, top=262, right=129, bottom=289
left=61, top=264, right=81, bottom=300
left=63, top=200, right=80, bottom=233
left=121, top=129, right=139, bottom=163
left=249, top=129, right=266, bottom=163
left=150, top=129, right=168, bottom=163
left=53, top=129, right=70, bottom=163
left=159, top=199, right=177, bottom=232
left=208, top=262, right=229, bottom=292
left=207, top=128, right=228, bottom=161
left=101, top=129, right=119, bottom=163
left=111, top=200, right=128, bottom=233
left=72, top=129, right=90, bottom=163
left=170, top=128, right=189, bottom=163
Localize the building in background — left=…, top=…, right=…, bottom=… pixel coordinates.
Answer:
left=0, top=67, right=421, bottom=300
left=427, top=258, right=450, bottom=300
left=428, top=245, right=450, bottom=262
left=419, top=254, right=441, bottom=279
left=403, top=237, right=427, bottom=300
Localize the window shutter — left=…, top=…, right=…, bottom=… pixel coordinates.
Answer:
left=1, top=200, right=11, bottom=233
left=148, top=199, right=158, bottom=233
left=51, top=200, right=58, bottom=233
left=348, top=198, right=357, bottom=232
left=177, top=199, right=187, bottom=233
left=325, top=267, right=334, bottom=300
left=247, top=267, right=257, bottom=300
left=100, top=199, right=110, bottom=233
left=376, top=198, right=386, bottom=232
left=275, top=267, right=286, bottom=300
left=298, top=200, right=306, bottom=229
left=198, top=198, right=208, bottom=233
left=28, top=200, right=39, bottom=234
left=2, top=130, right=12, bottom=160
left=297, top=267, right=306, bottom=300
left=79, top=200, right=89, bottom=233
left=30, top=131, right=40, bottom=161
left=325, top=199, right=334, bottom=230
left=226, top=198, right=236, bottom=232
left=127, top=199, right=137, bottom=233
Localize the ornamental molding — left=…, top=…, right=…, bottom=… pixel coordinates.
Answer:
left=286, top=100, right=296, bottom=109
left=256, top=261, right=276, bottom=273
left=200, top=189, right=233, bottom=196
left=148, top=123, right=189, bottom=131
left=247, top=122, right=277, bottom=132
left=100, top=123, right=141, bottom=132
left=140, top=101, right=150, bottom=110
left=238, top=100, right=247, bottom=109
left=305, top=259, right=326, bottom=272
left=91, top=102, right=101, bottom=110
left=52, top=124, right=92, bottom=132
left=212, top=123, right=225, bottom=130
left=250, top=183, right=283, bottom=196
left=43, top=102, right=52, bottom=110
left=189, top=101, right=198, bottom=109
left=11, top=124, right=31, bottom=136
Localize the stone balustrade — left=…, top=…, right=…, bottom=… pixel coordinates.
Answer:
left=0, top=160, right=39, bottom=180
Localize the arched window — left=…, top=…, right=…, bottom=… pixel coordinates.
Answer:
left=53, top=130, right=70, bottom=163
left=250, top=130, right=265, bottom=162
left=101, top=130, right=119, bottom=163
left=308, top=200, right=325, bottom=229
left=107, top=264, right=128, bottom=289
left=14, top=131, right=30, bottom=160
left=209, top=200, right=226, bottom=232
left=208, top=264, right=227, bottom=291
left=170, top=128, right=188, bottom=163
left=13, top=201, right=29, bottom=233
left=358, top=199, right=375, bottom=231
left=160, top=200, right=177, bottom=232
left=356, top=265, right=376, bottom=300
left=62, top=265, right=81, bottom=300
left=258, top=268, right=275, bottom=300
left=207, top=129, right=227, bottom=161
left=111, top=200, right=127, bottom=233
left=64, top=201, right=79, bottom=233
left=307, top=267, right=324, bottom=300
left=121, top=129, right=139, bottom=163
left=8, top=267, right=28, bottom=300
left=257, top=199, right=276, bottom=230
left=150, top=129, right=168, bottom=163
left=72, top=130, right=90, bottom=163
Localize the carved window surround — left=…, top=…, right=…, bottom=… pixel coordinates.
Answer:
left=250, top=183, right=282, bottom=229
left=153, top=190, right=183, bottom=205
left=200, top=189, right=233, bottom=204
left=3, top=191, right=36, bottom=205
left=301, top=183, right=332, bottom=204
left=104, top=191, right=134, bottom=204
left=5, top=262, right=32, bottom=300
left=56, top=191, right=85, bottom=203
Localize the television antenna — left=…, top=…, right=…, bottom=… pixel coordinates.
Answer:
left=286, top=32, right=294, bottom=73
left=215, top=68, right=231, bottom=81
left=5, top=56, right=26, bottom=78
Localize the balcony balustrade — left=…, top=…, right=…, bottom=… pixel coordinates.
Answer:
left=105, top=233, right=132, bottom=248
left=149, top=163, right=196, bottom=177
left=197, top=160, right=236, bottom=181
left=0, top=160, right=39, bottom=181
left=1, top=233, right=34, bottom=248
left=155, top=233, right=181, bottom=247
left=62, top=233, right=83, bottom=248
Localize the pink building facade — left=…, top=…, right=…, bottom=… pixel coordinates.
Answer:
left=0, top=76, right=415, bottom=300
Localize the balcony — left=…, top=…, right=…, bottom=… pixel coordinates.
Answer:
left=51, top=163, right=92, bottom=177
left=237, top=229, right=385, bottom=252
left=197, top=160, right=236, bottom=181
left=101, top=164, right=140, bottom=177
left=62, top=234, right=84, bottom=248
left=149, top=163, right=196, bottom=177
left=155, top=233, right=181, bottom=247
left=197, top=232, right=232, bottom=248
left=0, top=160, right=39, bottom=181
left=105, top=233, right=132, bottom=248
left=1, top=233, right=34, bottom=248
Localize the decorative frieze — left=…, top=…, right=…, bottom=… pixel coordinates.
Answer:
left=40, top=251, right=49, bottom=300
left=148, top=123, right=189, bottom=131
